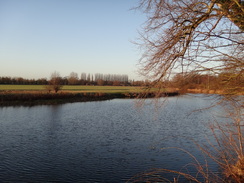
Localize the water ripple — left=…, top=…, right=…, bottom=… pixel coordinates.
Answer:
left=0, top=96, right=224, bottom=182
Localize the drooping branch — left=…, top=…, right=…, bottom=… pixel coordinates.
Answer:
left=136, top=0, right=244, bottom=87
left=216, top=0, right=244, bottom=30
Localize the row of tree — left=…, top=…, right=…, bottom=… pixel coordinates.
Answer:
left=167, top=71, right=244, bottom=94
left=69, top=72, right=129, bottom=85
left=0, top=77, right=48, bottom=85
left=0, top=72, right=145, bottom=86
left=1, top=70, right=243, bottom=93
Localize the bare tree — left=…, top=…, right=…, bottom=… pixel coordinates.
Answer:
left=134, top=1, right=244, bottom=182
left=49, top=71, right=63, bottom=93
left=136, top=0, right=243, bottom=93
left=68, top=72, right=79, bottom=85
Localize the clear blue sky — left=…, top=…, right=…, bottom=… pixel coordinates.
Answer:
left=0, top=0, right=146, bottom=80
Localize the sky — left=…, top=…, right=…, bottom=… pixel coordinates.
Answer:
left=0, top=0, right=146, bottom=80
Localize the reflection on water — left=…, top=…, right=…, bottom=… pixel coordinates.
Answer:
left=0, top=94, right=225, bottom=182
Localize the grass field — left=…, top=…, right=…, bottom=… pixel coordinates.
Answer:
left=0, top=85, right=142, bottom=94
left=0, top=85, right=179, bottom=106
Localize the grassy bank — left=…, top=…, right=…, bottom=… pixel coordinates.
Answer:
left=0, top=91, right=179, bottom=106
left=0, top=85, right=179, bottom=106
left=0, top=92, right=126, bottom=106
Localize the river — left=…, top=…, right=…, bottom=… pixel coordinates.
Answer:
left=0, top=94, right=226, bottom=182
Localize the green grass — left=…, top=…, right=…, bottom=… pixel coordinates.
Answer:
left=0, top=85, right=142, bottom=93
left=62, top=85, right=141, bottom=93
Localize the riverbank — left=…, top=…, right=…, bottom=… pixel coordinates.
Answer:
left=0, top=91, right=179, bottom=106
left=187, top=88, right=244, bottom=95
left=187, top=88, right=224, bottom=94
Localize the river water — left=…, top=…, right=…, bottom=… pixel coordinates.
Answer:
left=0, top=94, right=227, bottom=182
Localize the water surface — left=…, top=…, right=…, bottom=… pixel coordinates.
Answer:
left=0, top=94, right=224, bottom=182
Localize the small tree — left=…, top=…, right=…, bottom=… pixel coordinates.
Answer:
left=49, top=71, right=63, bottom=93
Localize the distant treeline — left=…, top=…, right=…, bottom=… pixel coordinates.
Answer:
left=2, top=71, right=241, bottom=93
left=165, top=71, right=244, bottom=94
left=0, top=72, right=147, bottom=86
left=0, top=77, right=49, bottom=85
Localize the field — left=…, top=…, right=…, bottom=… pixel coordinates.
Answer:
left=0, top=85, right=179, bottom=106
left=0, top=85, right=142, bottom=94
